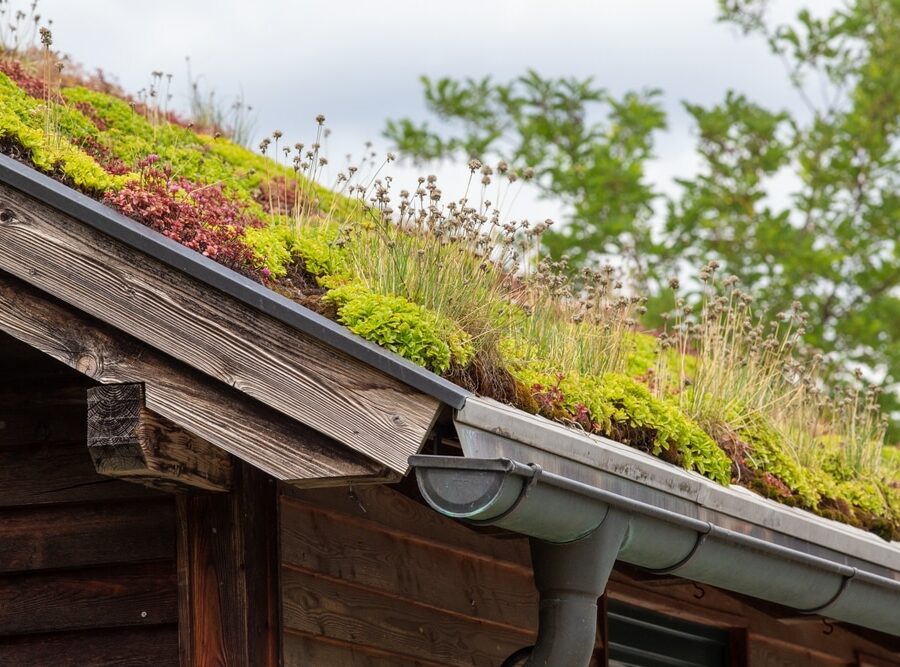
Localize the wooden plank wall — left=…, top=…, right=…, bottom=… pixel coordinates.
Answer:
left=279, top=481, right=611, bottom=667
left=280, top=482, right=539, bottom=666
left=281, top=481, right=900, bottom=667
left=0, top=333, right=179, bottom=666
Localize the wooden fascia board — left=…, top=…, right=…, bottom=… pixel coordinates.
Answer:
left=0, top=271, right=396, bottom=485
left=0, top=180, right=442, bottom=473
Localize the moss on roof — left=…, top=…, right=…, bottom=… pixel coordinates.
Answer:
left=0, top=53, right=897, bottom=540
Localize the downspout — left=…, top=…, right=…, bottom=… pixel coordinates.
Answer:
left=523, top=511, right=629, bottom=666
left=409, top=455, right=900, bottom=667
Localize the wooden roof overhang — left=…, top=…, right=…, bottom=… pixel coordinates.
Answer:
left=0, top=154, right=467, bottom=490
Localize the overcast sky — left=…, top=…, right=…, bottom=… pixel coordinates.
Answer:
left=37, top=0, right=841, bottom=222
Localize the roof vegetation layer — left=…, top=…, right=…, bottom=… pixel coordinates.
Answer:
left=0, top=29, right=897, bottom=540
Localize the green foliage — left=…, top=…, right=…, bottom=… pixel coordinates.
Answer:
left=385, top=71, right=667, bottom=273
left=737, top=414, right=818, bottom=506
left=0, top=73, right=126, bottom=191
left=385, top=0, right=900, bottom=442
left=625, top=332, right=659, bottom=377
left=243, top=221, right=348, bottom=280
left=291, top=224, right=349, bottom=279
left=883, top=446, right=900, bottom=478
left=513, top=365, right=732, bottom=484
left=64, top=87, right=253, bottom=193
left=325, top=284, right=474, bottom=373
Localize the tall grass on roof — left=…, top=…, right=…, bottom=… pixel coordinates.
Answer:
left=0, top=9, right=895, bottom=536
left=656, top=264, right=891, bottom=521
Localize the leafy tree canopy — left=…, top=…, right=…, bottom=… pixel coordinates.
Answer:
left=384, top=0, right=900, bottom=440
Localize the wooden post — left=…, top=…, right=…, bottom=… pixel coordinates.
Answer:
left=177, top=461, right=281, bottom=667
left=87, top=382, right=233, bottom=492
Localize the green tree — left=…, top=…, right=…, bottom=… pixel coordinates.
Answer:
left=384, top=72, right=667, bottom=282
left=384, top=0, right=900, bottom=439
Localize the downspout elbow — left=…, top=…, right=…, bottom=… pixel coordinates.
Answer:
left=523, top=510, right=630, bottom=667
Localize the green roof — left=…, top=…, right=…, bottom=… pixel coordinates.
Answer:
left=0, top=50, right=897, bottom=539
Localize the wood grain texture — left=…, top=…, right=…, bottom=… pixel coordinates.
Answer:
left=87, top=382, right=233, bottom=492
left=280, top=496, right=538, bottom=629
left=0, top=182, right=442, bottom=472
left=0, top=271, right=393, bottom=484
left=280, top=484, right=542, bottom=667
left=177, top=462, right=280, bottom=667
left=0, top=625, right=179, bottom=667
left=281, top=566, right=534, bottom=667
left=283, top=631, right=446, bottom=667
left=0, top=561, right=178, bottom=636
left=0, top=499, right=175, bottom=573
left=281, top=484, right=532, bottom=566
left=0, top=442, right=162, bottom=507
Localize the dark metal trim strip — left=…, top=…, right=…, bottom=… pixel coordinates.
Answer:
left=0, top=154, right=470, bottom=408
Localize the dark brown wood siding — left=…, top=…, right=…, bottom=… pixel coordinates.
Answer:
left=0, top=334, right=179, bottom=667
left=279, top=482, right=545, bottom=667
left=280, top=481, right=900, bottom=667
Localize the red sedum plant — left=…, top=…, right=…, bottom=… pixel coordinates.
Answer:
left=104, top=157, right=268, bottom=280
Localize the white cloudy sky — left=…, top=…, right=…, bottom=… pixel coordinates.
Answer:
left=36, top=0, right=841, bottom=223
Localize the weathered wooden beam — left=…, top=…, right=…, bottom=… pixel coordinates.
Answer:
left=0, top=271, right=396, bottom=485
left=0, top=180, right=442, bottom=472
left=87, top=382, right=233, bottom=492
left=177, top=462, right=280, bottom=667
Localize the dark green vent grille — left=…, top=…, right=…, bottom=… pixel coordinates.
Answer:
left=608, top=600, right=731, bottom=667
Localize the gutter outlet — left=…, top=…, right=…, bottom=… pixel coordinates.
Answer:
left=524, top=511, right=629, bottom=666
left=411, top=455, right=629, bottom=666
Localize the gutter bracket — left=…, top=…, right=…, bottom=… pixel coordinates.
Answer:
left=645, top=529, right=710, bottom=575
left=798, top=568, right=856, bottom=615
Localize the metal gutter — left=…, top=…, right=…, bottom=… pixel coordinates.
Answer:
left=0, top=154, right=469, bottom=408
left=456, top=397, right=900, bottom=574
left=409, top=396, right=900, bottom=664
left=411, top=455, right=900, bottom=665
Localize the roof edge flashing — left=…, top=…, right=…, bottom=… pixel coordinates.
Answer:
left=454, top=397, right=900, bottom=572
left=0, top=155, right=469, bottom=408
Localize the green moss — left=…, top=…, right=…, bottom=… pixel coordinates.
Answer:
left=0, top=74, right=127, bottom=192
left=243, top=221, right=351, bottom=281
left=63, top=88, right=288, bottom=206
left=625, top=332, right=658, bottom=376
left=512, top=365, right=732, bottom=485
left=880, top=446, right=900, bottom=481
left=737, top=414, right=818, bottom=506
left=836, top=478, right=891, bottom=517
left=325, top=284, right=474, bottom=373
